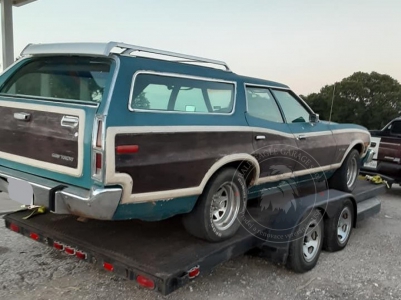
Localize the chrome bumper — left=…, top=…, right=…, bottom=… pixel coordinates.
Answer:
left=363, top=149, right=375, bottom=164
left=0, top=165, right=122, bottom=220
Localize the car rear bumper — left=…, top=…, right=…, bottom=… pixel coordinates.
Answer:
left=0, top=165, right=122, bottom=220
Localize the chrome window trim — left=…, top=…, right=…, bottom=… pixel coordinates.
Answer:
left=243, top=83, right=286, bottom=123
left=128, top=71, right=237, bottom=116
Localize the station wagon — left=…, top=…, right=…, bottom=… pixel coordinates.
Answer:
left=0, top=42, right=373, bottom=241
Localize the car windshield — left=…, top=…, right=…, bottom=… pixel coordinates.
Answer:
left=0, top=57, right=112, bottom=104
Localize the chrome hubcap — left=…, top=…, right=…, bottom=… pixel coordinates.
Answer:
left=346, top=156, right=358, bottom=188
left=337, top=207, right=352, bottom=244
left=302, top=219, right=322, bottom=262
left=211, top=182, right=241, bottom=231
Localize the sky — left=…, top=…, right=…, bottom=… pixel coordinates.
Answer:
left=1, top=0, right=401, bottom=95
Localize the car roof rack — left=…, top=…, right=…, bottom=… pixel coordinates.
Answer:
left=20, top=42, right=231, bottom=71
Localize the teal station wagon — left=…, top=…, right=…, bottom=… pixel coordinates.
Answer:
left=0, top=42, right=373, bottom=242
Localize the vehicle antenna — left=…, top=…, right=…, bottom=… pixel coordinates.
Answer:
left=329, top=83, right=336, bottom=124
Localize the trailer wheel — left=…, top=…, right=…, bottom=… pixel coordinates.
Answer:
left=323, top=199, right=354, bottom=252
left=287, top=209, right=323, bottom=273
left=182, top=168, right=247, bottom=242
left=329, top=149, right=360, bottom=192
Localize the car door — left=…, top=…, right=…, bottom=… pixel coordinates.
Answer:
left=244, top=85, right=298, bottom=182
left=271, top=89, right=337, bottom=175
left=376, top=120, right=401, bottom=176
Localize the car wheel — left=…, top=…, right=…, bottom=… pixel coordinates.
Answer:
left=182, top=168, right=247, bottom=242
left=287, top=209, right=324, bottom=273
left=329, top=149, right=361, bottom=192
left=323, top=199, right=354, bottom=252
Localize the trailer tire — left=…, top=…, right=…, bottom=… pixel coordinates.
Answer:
left=287, top=209, right=324, bottom=273
left=329, top=149, right=360, bottom=192
left=182, top=168, right=247, bottom=242
left=323, top=199, right=354, bottom=252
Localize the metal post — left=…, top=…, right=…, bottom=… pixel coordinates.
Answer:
left=1, top=0, right=14, bottom=70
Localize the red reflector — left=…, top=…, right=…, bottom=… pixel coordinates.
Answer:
left=116, top=145, right=139, bottom=154
left=103, top=262, right=114, bottom=272
left=136, top=275, right=155, bottom=289
left=30, top=232, right=39, bottom=241
left=9, top=223, right=19, bottom=233
left=76, top=250, right=87, bottom=260
left=188, top=266, right=200, bottom=279
left=65, top=246, right=75, bottom=255
left=96, top=153, right=102, bottom=169
left=53, top=242, right=64, bottom=250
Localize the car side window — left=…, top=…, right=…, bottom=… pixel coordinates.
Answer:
left=272, top=90, right=310, bottom=123
left=390, top=121, right=401, bottom=135
left=245, top=87, right=283, bottom=123
left=175, top=88, right=208, bottom=112
left=131, top=73, right=235, bottom=113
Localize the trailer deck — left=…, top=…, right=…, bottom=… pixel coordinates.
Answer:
left=3, top=179, right=386, bottom=295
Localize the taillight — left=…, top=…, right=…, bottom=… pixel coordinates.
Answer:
left=65, top=246, right=75, bottom=255
left=9, top=223, right=19, bottom=233
left=30, top=232, right=40, bottom=241
left=103, top=262, right=114, bottom=272
left=188, top=265, right=200, bottom=279
left=92, top=117, right=104, bottom=181
left=96, top=119, right=103, bottom=148
left=95, top=153, right=102, bottom=174
left=136, top=275, right=155, bottom=289
left=53, top=242, right=64, bottom=250
left=76, top=250, right=87, bottom=260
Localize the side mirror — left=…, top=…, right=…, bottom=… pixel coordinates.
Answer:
left=310, top=113, right=320, bottom=123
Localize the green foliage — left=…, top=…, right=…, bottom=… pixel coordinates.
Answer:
left=303, top=72, right=401, bottom=130
left=133, top=92, right=150, bottom=109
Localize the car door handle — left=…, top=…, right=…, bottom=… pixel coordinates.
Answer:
left=255, top=135, right=266, bottom=140
left=61, top=116, right=79, bottom=128
left=297, top=135, right=307, bottom=140
left=14, top=112, right=31, bottom=121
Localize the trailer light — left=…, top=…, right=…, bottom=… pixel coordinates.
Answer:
left=30, top=232, right=39, bottom=241
left=116, top=145, right=139, bottom=154
left=53, top=242, right=64, bottom=250
left=188, top=265, right=200, bottom=279
left=136, top=275, right=155, bottom=289
left=103, top=262, right=114, bottom=272
left=9, top=223, right=19, bottom=233
left=75, top=250, right=87, bottom=260
left=64, top=246, right=75, bottom=255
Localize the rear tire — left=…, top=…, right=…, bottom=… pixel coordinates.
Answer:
left=323, top=199, right=354, bottom=252
left=182, top=168, right=247, bottom=242
left=329, top=149, right=360, bottom=192
left=287, top=209, right=324, bottom=273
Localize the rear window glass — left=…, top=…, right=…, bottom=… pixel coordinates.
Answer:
left=0, top=57, right=111, bottom=103
left=131, top=73, right=235, bottom=113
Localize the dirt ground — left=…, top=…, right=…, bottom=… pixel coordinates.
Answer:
left=1, top=187, right=401, bottom=300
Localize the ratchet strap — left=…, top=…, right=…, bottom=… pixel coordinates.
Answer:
left=360, top=174, right=390, bottom=188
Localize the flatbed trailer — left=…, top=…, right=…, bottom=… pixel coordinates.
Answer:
left=3, top=179, right=385, bottom=295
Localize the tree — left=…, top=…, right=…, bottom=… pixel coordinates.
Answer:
left=303, top=72, right=401, bottom=130
left=132, top=92, right=150, bottom=109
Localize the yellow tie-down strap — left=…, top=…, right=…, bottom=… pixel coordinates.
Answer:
left=359, top=174, right=390, bottom=189
left=20, top=205, right=47, bottom=220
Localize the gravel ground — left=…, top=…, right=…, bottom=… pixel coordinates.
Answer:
left=1, top=187, right=401, bottom=300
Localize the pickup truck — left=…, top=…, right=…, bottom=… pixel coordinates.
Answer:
left=362, top=117, right=401, bottom=184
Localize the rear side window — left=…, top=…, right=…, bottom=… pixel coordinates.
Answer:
left=0, top=57, right=111, bottom=103
left=130, top=73, right=235, bottom=113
